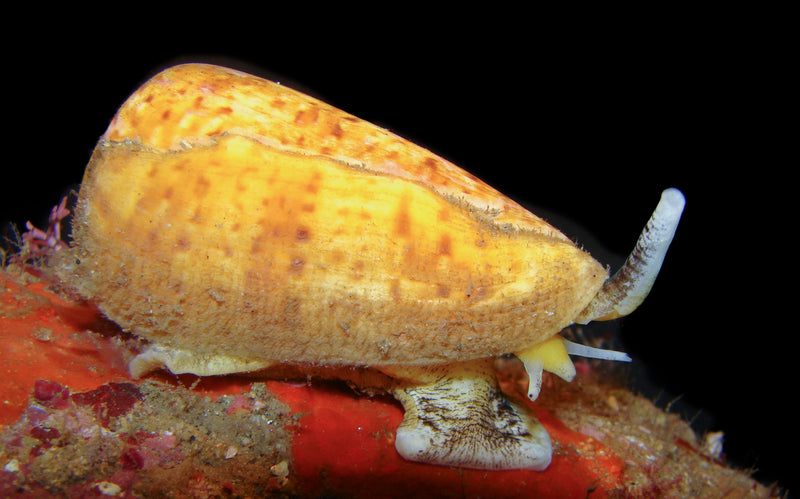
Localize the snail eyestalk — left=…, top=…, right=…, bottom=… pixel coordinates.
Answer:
left=577, top=188, right=685, bottom=323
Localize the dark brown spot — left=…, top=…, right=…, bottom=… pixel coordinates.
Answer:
left=194, top=176, right=211, bottom=197
left=301, top=203, right=316, bottom=213
left=217, top=106, right=233, bottom=115
left=294, top=106, right=319, bottom=125
left=163, top=186, right=174, bottom=199
left=438, top=234, right=452, bottom=256
left=306, top=171, right=322, bottom=194
left=193, top=95, right=204, bottom=109
left=175, top=238, right=191, bottom=251
left=330, top=120, right=344, bottom=138
left=271, top=99, right=286, bottom=109
left=128, top=115, right=140, bottom=131
left=205, top=126, right=224, bottom=137
left=296, top=227, right=310, bottom=241
left=395, top=197, right=411, bottom=237
left=161, top=109, right=171, bottom=121
left=251, top=233, right=267, bottom=254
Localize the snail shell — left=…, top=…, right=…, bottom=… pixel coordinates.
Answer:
left=61, top=63, right=607, bottom=367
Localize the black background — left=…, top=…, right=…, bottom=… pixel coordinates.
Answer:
left=1, top=16, right=791, bottom=495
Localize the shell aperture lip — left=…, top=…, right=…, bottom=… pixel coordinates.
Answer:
left=129, top=344, right=273, bottom=378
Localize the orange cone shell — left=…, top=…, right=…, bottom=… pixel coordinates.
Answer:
left=60, top=64, right=607, bottom=366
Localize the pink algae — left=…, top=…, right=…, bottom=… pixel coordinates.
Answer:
left=70, top=382, right=142, bottom=427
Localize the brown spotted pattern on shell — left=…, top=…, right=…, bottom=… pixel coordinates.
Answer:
left=60, top=63, right=607, bottom=367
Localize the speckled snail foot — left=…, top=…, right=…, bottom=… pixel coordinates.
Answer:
left=54, top=63, right=684, bottom=471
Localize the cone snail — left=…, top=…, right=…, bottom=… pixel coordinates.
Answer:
left=55, top=63, right=685, bottom=471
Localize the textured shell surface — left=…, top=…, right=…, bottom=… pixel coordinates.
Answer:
left=62, top=63, right=607, bottom=367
